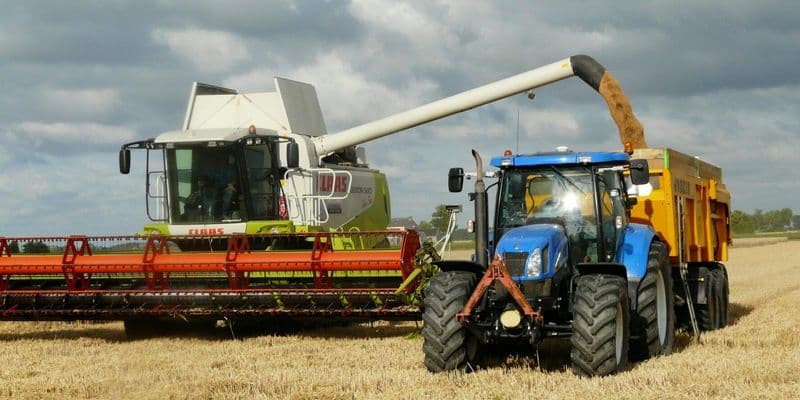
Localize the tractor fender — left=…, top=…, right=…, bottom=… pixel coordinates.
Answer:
left=618, top=223, right=657, bottom=281
left=572, top=263, right=630, bottom=308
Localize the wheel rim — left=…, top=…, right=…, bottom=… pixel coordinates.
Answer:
left=656, top=269, right=667, bottom=345
left=615, top=302, right=624, bottom=364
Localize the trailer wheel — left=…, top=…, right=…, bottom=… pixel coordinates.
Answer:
left=719, top=267, right=730, bottom=326
left=422, top=270, right=479, bottom=373
left=630, top=242, right=675, bottom=360
left=697, top=266, right=725, bottom=331
left=570, top=274, right=630, bottom=376
left=709, top=268, right=729, bottom=328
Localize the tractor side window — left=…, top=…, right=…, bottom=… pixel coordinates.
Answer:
left=597, top=170, right=628, bottom=261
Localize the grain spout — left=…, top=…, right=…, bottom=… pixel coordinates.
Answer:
left=599, top=71, right=647, bottom=149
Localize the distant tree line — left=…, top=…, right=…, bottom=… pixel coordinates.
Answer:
left=4, top=240, right=50, bottom=254
left=731, top=208, right=798, bottom=234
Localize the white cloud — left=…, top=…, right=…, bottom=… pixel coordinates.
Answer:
left=151, top=27, right=250, bottom=72
left=519, top=109, right=581, bottom=139
left=292, top=53, right=439, bottom=128
left=41, top=88, right=120, bottom=117
left=225, top=52, right=440, bottom=130
left=349, top=1, right=456, bottom=45
left=9, top=121, right=137, bottom=150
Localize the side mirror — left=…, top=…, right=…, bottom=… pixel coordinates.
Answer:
left=287, top=142, right=300, bottom=169
left=448, top=168, right=464, bottom=192
left=119, top=148, right=131, bottom=174
left=629, top=159, right=649, bottom=185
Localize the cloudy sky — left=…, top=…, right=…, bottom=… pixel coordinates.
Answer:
left=1, top=1, right=798, bottom=235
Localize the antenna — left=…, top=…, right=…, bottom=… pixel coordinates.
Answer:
left=516, top=106, right=520, bottom=154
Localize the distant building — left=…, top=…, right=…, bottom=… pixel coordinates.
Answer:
left=388, top=217, right=418, bottom=230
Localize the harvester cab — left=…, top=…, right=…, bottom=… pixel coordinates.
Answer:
left=119, top=79, right=391, bottom=247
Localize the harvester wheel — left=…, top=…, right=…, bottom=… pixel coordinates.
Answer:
left=570, top=274, right=630, bottom=376
left=630, top=242, right=675, bottom=360
left=421, top=270, right=479, bottom=373
left=124, top=318, right=162, bottom=340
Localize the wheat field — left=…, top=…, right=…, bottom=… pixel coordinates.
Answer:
left=1, top=239, right=799, bottom=399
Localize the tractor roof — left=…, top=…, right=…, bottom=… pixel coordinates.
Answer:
left=490, top=150, right=629, bottom=168
left=154, top=127, right=280, bottom=144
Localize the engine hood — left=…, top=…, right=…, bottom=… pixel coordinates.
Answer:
left=496, top=224, right=564, bottom=254
left=494, top=223, right=568, bottom=280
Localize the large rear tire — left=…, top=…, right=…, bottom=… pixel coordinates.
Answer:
left=422, top=270, right=479, bottom=373
left=570, top=274, right=630, bottom=376
left=630, top=242, right=675, bottom=360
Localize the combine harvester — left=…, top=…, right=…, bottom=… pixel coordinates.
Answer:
left=0, top=56, right=727, bottom=351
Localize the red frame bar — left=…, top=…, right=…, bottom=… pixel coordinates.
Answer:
left=0, top=231, right=421, bottom=293
left=457, top=258, right=542, bottom=323
left=62, top=236, right=93, bottom=291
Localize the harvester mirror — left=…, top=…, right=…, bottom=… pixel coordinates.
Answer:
left=119, top=148, right=131, bottom=174
left=287, top=142, right=300, bottom=168
left=629, top=159, right=649, bottom=185
left=448, top=168, right=464, bottom=192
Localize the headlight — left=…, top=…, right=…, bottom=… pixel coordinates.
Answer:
left=526, top=248, right=542, bottom=277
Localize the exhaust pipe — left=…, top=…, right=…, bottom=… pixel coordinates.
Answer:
left=472, top=150, right=489, bottom=268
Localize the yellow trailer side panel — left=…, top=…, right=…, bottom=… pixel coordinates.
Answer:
left=630, top=148, right=730, bottom=264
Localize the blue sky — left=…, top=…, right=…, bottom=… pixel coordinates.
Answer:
left=1, top=1, right=799, bottom=235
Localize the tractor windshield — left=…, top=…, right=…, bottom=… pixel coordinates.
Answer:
left=165, top=140, right=282, bottom=224
left=496, top=166, right=599, bottom=261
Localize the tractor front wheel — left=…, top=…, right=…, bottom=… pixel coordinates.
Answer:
left=570, top=274, right=630, bottom=376
left=422, top=270, right=479, bottom=372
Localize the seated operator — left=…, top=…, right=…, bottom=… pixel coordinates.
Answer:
left=185, top=175, right=217, bottom=221
left=210, top=155, right=240, bottom=219
left=526, top=175, right=596, bottom=263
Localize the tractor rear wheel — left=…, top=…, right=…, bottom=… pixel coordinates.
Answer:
left=630, top=242, right=675, bottom=360
left=422, top=270, right=479, bottom=372
left=570, top=274, right=630, bottom=376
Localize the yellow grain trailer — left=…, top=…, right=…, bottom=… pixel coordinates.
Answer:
left=630, top=147, right=731, bottom=332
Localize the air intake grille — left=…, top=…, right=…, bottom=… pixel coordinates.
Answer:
left=503, top=252, right=528, bottom=277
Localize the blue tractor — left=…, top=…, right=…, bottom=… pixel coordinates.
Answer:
left=422, top=147, right=674, bottom=376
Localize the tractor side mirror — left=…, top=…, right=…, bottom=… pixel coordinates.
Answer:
left=119, top=148, right=131, bottom=174
left=448, top=168, right=464, bottom=192
left=287, top=142, right=300, bottom=169
left=629, top=159, right=649, bottom=185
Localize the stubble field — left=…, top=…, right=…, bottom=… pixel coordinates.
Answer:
left=1, top=239, right=799, bottom=399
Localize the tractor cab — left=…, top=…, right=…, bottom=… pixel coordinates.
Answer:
left=492, top=150, right=636, bottom=273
